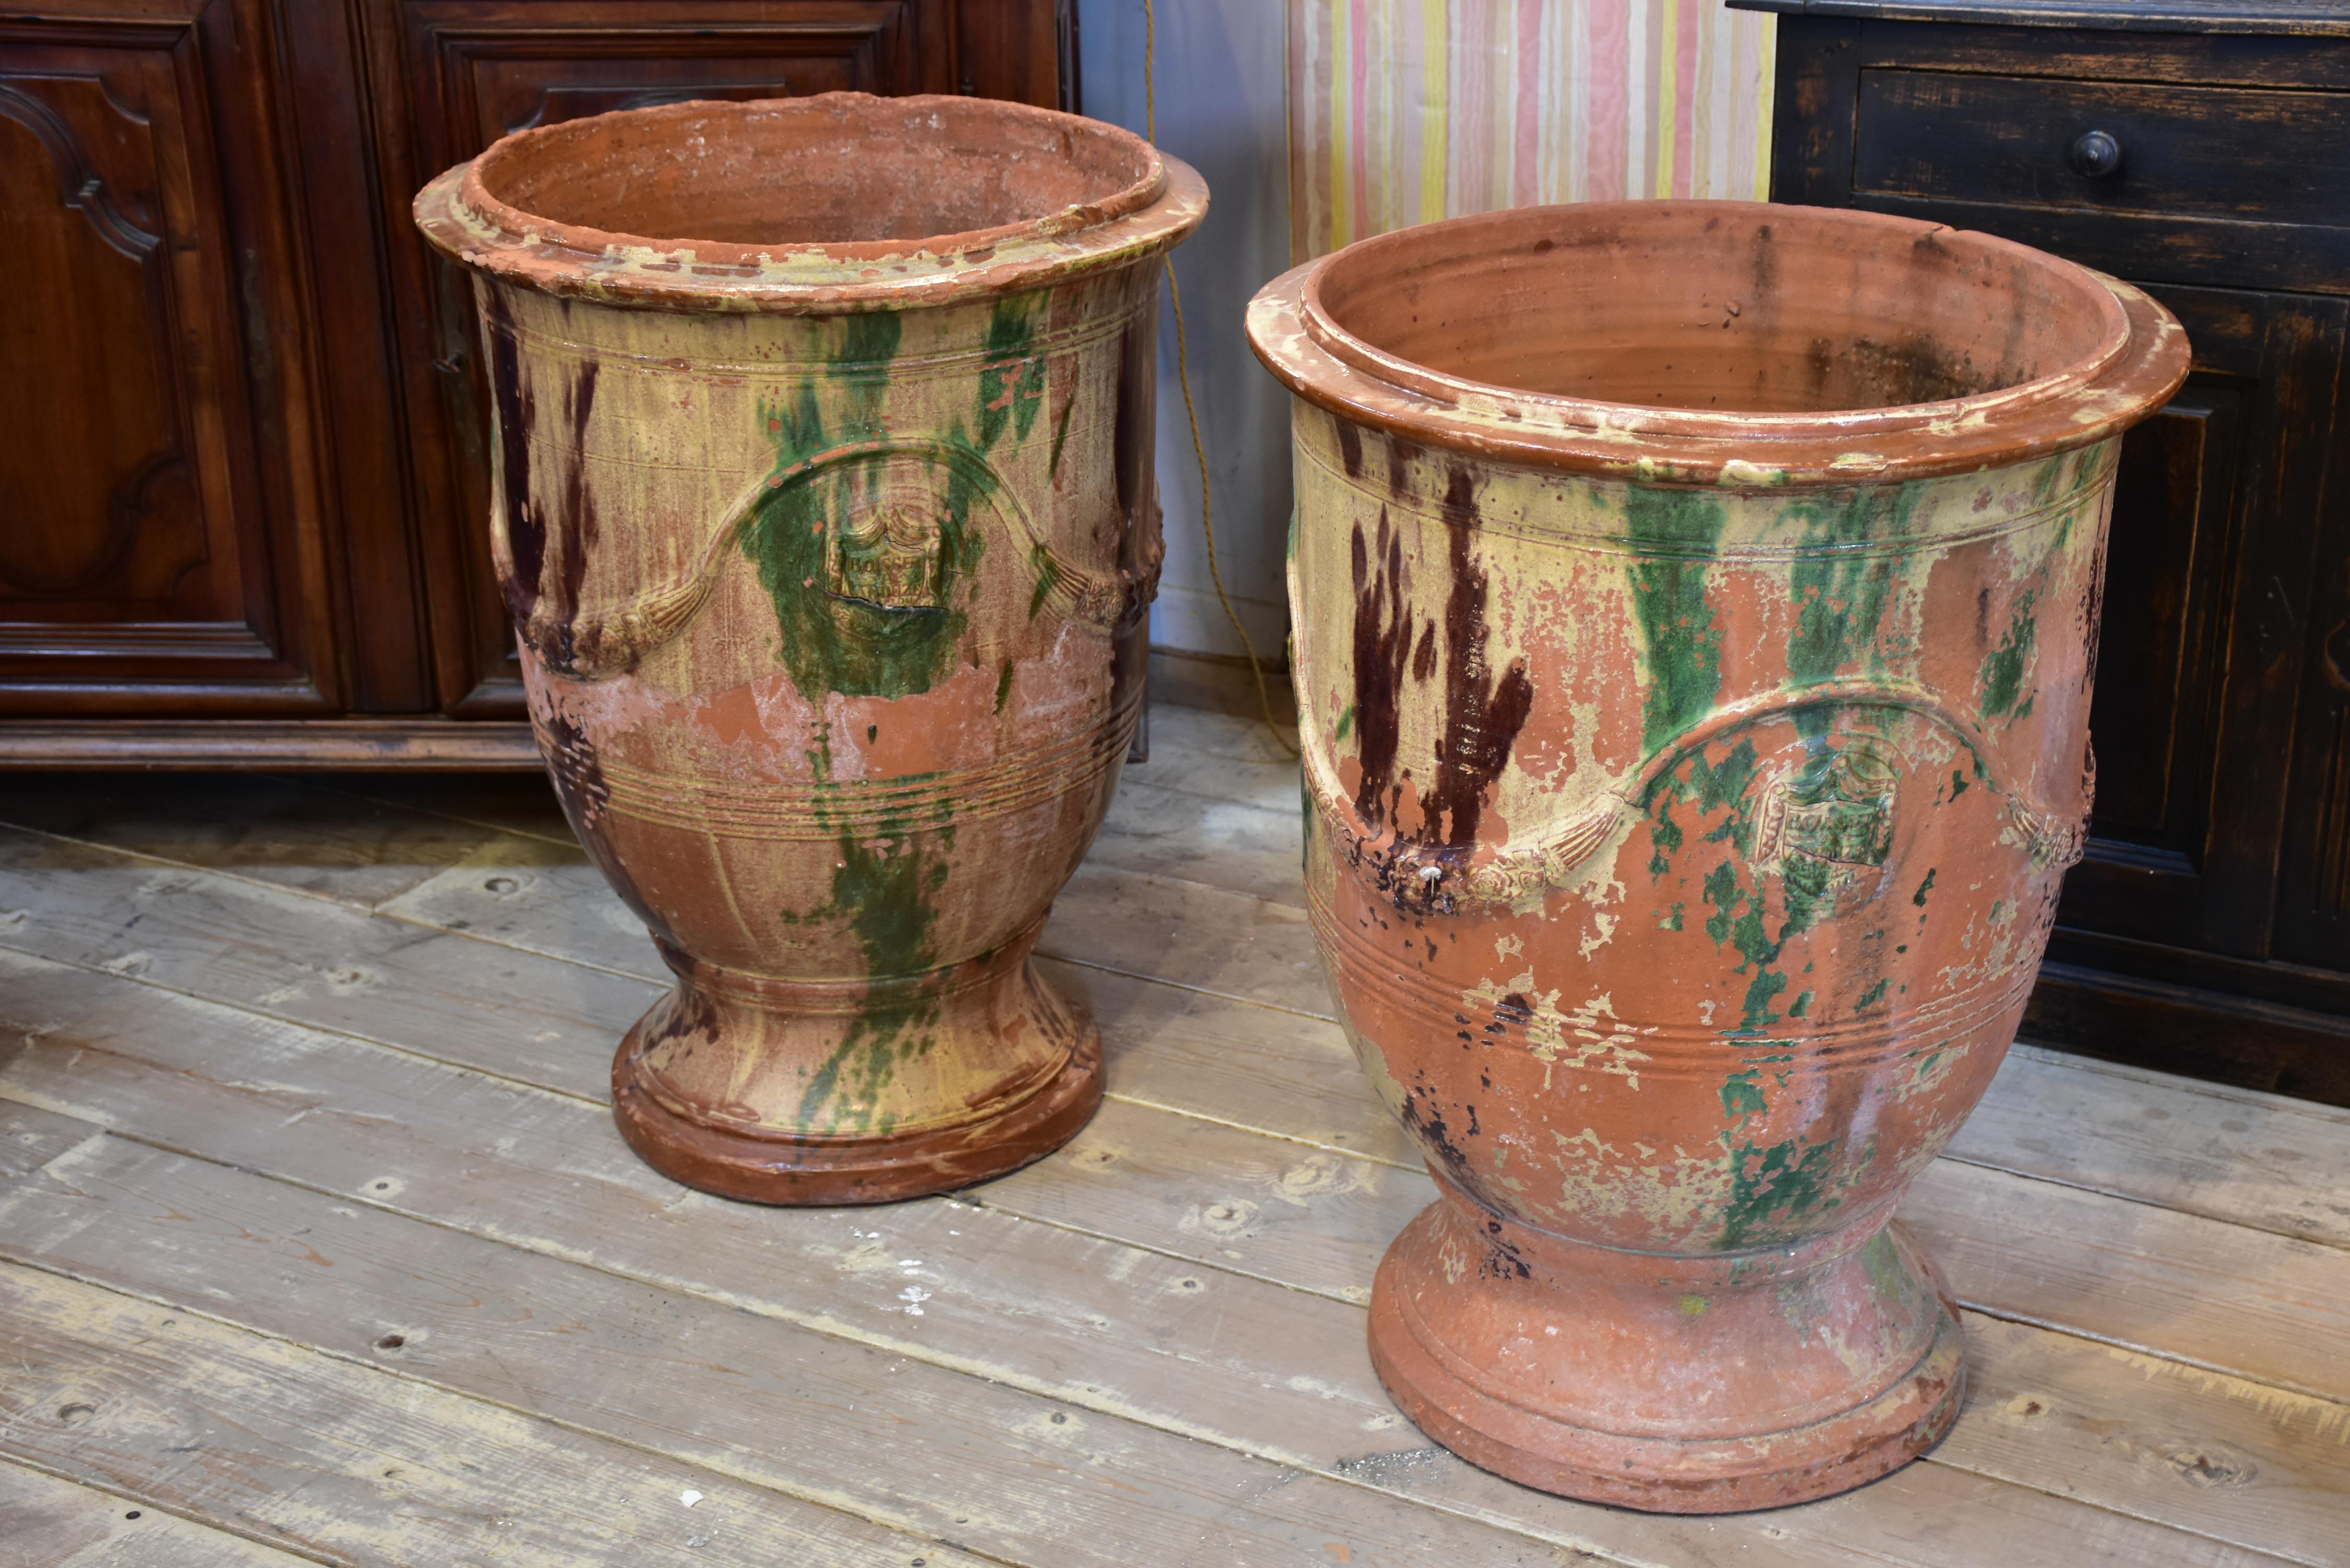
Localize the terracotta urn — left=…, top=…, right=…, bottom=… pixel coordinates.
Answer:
left=414, top=94, right=1204, bottom=1204
left=1248, top=202, right=2187, bottom=1509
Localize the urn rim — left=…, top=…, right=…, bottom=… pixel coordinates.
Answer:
left=1246, top=199, right=2190, bottom=487
left=412, top=91, right=1206, bottom=311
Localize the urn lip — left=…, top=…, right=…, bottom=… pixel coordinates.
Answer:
left=412, top=92, right=1206, bottom=312
left=1246, top=200, right=2191, bottom=487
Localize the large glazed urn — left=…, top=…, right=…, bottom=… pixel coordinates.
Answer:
left=416, top=95, right=1204, bottom=1204
left=1248, top=202, right=2187, bottom=1509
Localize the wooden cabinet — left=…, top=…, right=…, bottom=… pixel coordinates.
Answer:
left=0, top=0, right=1072, bottom=764
left=1743, top=0, right=2350, bottom=1100
left=0, top=3, right=337, bottom=719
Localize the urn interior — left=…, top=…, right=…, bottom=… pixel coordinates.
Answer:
left=465, top=93, right=1161, bottom=256
left=1302, top=202, right=2136, bottom=440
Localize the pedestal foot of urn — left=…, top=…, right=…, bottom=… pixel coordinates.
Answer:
left=1368, top=1182, right=1965, bottom=1512
left=610, top=929, right=1102, bottom=1205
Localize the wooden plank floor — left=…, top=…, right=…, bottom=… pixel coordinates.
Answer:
left=0, top=703, right=2344, bottom=1566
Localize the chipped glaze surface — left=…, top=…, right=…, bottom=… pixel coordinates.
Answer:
left=416, top=94, right=1205, bottom=1203
left=1249, top=201, right=2189, bottom=1509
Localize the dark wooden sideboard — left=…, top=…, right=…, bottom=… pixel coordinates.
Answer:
left=0, top=0, right=1072, bottom=767
left=1736, top=0, right=2350, bottom=1099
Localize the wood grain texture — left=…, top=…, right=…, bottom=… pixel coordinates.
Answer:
left=322, top=772, right=579, bottom=849
left=374, top=813, right=2350, bottom=1256
left=1946, top=1044, right=2350, bottom=1247
left=1, top=708, right=2344, bottom=1562
left=0, top=955, right=1681, bottom=1568
left=8, top=780, right=2345, bottom=1262
left=0, top=1097, right=104, bottom=1183
left=0, top=1459, right=322, bottom=1568
left=22, top=785, right=2350, bottom=1260
left=971, top=1085, right=2350, bottom=1412
left=0, top=946, right=2326, bottom=1567
left=379, top=855, right=1337, bottom=1017
left=1085, top=778, right=1303, bottom=906
left=0, top=1, right=336, bottom=713
left=1852, top=71, right=2350, bottom=226
left=0, top=1131, right=1599, bottom=1568
left=0, top=723, right=542, bottom=770
left=0, top=821, right=650, bottom=1094
left=0, top=1263, right=977, bottom=1568
left=8, top=781, right=2347, bottom=1320
left=0, top=775, right=526, bottom=908
left=1903, top=1163, right=2350, bottom=1402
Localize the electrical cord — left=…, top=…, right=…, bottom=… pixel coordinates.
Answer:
left=1143, top=0, right=1299, bottom=756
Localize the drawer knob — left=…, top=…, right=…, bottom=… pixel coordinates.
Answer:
left=2068, top=129, right=2124, bottom=180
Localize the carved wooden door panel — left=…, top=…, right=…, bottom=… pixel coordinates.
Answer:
left=0, top=2, right=330, bottom=713
left=363, top=0, right=1064, bottom=717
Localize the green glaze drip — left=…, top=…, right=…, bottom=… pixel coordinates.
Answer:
left=1781, top=486, right=1914, bottom=750
left=2029, top=454, right=2068, bottom=507
left=980, top=295, right=1047, bottom=449
left=1765, top=487, right=1919, bottom=941
left=1625, top=487, right=1729, bottom=754
left=1298, top=768, right=1315, bottom=878
left=742, top=386, right=985, bottom=699
left=1046, top=393, right=1076, bottom=480
left=1632, top=489, right=1934, bottom=1045
left=994, top=659, right=1016, bottom=714
left=1666, top=734, right=1798, bottom=1036
left=1648, top=800, right=1684, bottom=878
left=742, top=300, right=1058, bottom=702
left=1740, top=967, right=1790, bottom=1035
left=1333, top=704, right=1355, bottom=744
left=1979, top=587, right=2039, bottom=719
left=1702, top=862, right=1744, bottom=947
left=786, top=741, right=963, bottom=1133
left=1699, top=856, right=1789, bottom=1036
left=839, top=310, right=904, bottom=372
left=1028, top=540, right=1065, bottom=619
left=1689, top=741, right=1761, bottom=856
left=1779, top=854, right=1836, bottom=939
left=1720, top=1068, right=1767, bottom=1123
left=794, top=824, right=949, bottom=1132
left=1719, top=1135, right=1840, bottom=1250
left=1862, top=1229, right=1905, bottom=1298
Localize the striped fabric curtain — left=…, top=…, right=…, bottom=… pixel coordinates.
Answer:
left=1289, top=0, right=1777, bottom=261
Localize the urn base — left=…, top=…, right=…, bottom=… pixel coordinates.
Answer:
left=610, top=930, right=1102, bottom=1205
left=1368, top=1183, right=1965, bottom=1512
